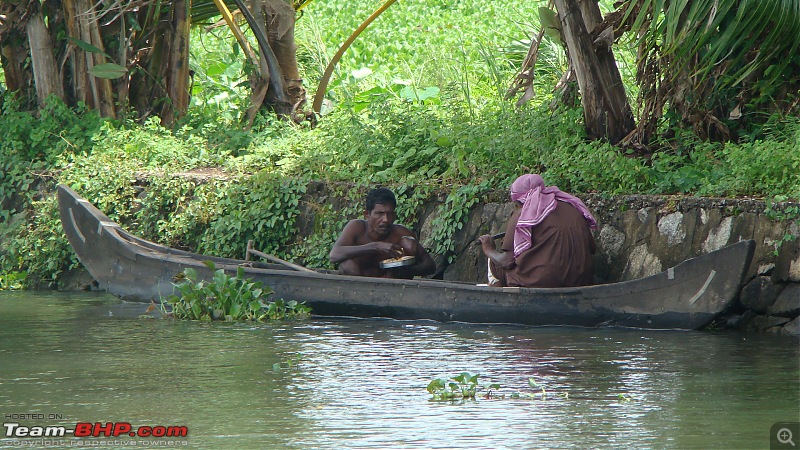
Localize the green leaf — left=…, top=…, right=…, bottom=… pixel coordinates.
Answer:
left=229, top=302, right=241, bottom=318
left=190, top=301, right=202, bottom=318
left=206, top=62, right=227, bottom=77
left=89, top=63, right=127, bottom=80
left=67, top=36, right=110, bottom=58
left=184, top=267, right=199, bottom=281
left=538, top=7, right=562, bottom=42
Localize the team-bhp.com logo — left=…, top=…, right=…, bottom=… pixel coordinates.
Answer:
left=4, top=422, right=188, bottom=438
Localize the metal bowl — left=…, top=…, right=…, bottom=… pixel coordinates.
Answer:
left=379, top=255, right=416, bottom=269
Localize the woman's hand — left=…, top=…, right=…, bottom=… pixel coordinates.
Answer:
left=477, top=234, right=495, bottom=254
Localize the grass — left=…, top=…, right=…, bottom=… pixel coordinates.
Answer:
left=179, top=0, right=799, bottom=200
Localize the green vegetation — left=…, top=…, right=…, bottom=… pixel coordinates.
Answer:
left=272, top=353, right=303, bottom=372
left=0, top=271, right=25, bottom=290
left=0, top=0, right=798, bottom=289
left=507, top=377, right=569, bottom=400
left=163, top=260, right=311, bottom=321
left=427, top=372, right=501, bottom=401
left=427, top=183, right=492, bottom=263
left=428, top=374, right=634, bottom=403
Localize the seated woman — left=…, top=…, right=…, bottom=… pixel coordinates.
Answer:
left=478, top=174, right=597, bottom=288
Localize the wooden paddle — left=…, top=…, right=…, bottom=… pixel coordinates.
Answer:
left=245, top=240, right=316, bottom=273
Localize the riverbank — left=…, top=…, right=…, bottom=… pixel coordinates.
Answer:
left=41, top=178, right=798, bottom=336
left=2, top=174, right=798, bottom=334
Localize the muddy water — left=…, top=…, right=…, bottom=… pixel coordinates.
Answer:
left=1, top=291, right=798, bottom=449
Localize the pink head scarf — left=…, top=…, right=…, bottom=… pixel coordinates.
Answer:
left=510, top=174, right=597, bottom=257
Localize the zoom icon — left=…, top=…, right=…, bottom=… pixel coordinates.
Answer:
left=772, top=422, right=800, bottom=449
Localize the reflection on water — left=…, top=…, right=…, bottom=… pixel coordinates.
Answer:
left=1, top=291, right=798, bottom=449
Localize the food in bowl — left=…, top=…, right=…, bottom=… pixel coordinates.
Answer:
left=379, top=255, right=416, bottom=269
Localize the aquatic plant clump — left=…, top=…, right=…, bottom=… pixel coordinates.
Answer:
left=427, top=375, right=639, bottom=403
left=427, top=372, right=501, bottom=401
left=163, top=260, right=311, bottom=321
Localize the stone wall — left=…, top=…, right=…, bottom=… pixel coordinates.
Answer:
left=406, top=192, right=800, bottom=336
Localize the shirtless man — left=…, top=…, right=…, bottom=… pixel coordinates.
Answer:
left=329, top=188, right=436, bottom=279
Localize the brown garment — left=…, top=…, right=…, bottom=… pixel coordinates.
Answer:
left=490, top=201, right=596, bottom=288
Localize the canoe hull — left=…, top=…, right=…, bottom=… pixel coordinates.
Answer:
left=58, top=184, right=754, bottom=330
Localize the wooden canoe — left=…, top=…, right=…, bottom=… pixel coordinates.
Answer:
left=57, top=184, right=755, bottom=330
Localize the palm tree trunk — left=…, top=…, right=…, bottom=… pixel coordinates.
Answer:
left=26, top=9, right=64, bottom=107
left=578, top=0, right=634, bottom=141
left=234, top=0, right=291, bottom=115
left=1, top=3, right=34, bottom=107
left=63, top=0, right=116, bottom=118
left=262, top=0, right=307, bottom=121
left=1, top=39, right=32, bottom=103
left=244, top=0, right=277, bottom=124
left=553, top=0, right=634, bottom=144
left=161, top=0, right=192, bottom=126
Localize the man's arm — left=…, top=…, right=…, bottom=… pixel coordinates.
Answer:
left=386, top=227, right=436, bottom=278
left=401, top=235, right=436, bottom=277
left=329, top=220, right=401, bottom=264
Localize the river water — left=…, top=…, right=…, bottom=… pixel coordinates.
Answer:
left=0, top=291, right=798, bottom=449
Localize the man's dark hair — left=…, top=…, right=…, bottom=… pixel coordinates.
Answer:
left=365, top=187, right=397, bottom=212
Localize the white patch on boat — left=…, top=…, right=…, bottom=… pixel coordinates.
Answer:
left=689, top=270, right=716, bottom=305
left=667, top=267, right=674, bottom=280
left=97, top=221, right=117, bottom=234
left=68, top=208, right=85, bottom=243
